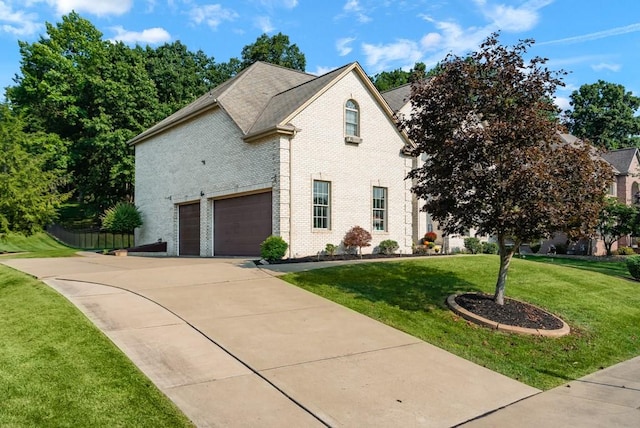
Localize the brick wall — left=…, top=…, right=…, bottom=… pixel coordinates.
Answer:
left=134, top=108, right=277, bottom=256
left=284, top=71, right=414, bottom=256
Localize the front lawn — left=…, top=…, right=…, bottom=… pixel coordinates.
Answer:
left=282, top=255, right=640, bottom=390
left=0, top=265, right=192, bottom=427
left=525, top=254, right=629, bottom=279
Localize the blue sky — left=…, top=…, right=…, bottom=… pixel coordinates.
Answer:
left=1, top=0, right=639, bottom=110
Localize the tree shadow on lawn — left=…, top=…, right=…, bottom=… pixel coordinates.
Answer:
left=291, top=262, right=483, bottom=312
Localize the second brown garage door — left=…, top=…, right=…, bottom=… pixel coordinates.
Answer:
left=214, top=192, right=272, bottom=256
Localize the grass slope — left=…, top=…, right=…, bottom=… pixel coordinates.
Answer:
left=0, top=232, right=77, bottom=258
left=282, top=255, right=640, bottom=390
left=0, top=265, right=193, bottom=427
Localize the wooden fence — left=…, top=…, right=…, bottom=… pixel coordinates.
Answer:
left=47, top=224, right=134, bottom=250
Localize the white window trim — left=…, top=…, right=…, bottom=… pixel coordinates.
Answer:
left=372, top=186, right=388, bottom=232
left=312, top=180, right=331, bottom=230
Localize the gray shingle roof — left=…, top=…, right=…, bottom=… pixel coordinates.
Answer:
left=601, top=147, right=639, bottom=175
left=381, top=83, right=411, bottom=113
left=247, top=63, right=353, bottom=138
left=129, top=62, right=315, bottom=145
left=129, top=60, right=411, bottom=150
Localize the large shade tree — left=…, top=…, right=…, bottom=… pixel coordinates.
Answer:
left=0, top=105, right=69, bottom=234
left=240, top=32, right=306, bottom=71
left=565, top=80, right=640, bottom=150
left=404, top=34, right=612, bottom=304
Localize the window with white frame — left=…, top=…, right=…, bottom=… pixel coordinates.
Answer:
left=313, top=180, right=331, bottom=229
left=373, top=186, right=387, bottom=231
left=345, top=99, right=359, bottom=136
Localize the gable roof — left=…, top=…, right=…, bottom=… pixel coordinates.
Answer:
left=246, top=63, right=352, bottom=139
left=381, top=83, right=412, bottom=113
left=130, top=61, right=413, bottom=150
left=129, top=62, right=315, bottom=145
left=601, top=147, right=640, bottom=175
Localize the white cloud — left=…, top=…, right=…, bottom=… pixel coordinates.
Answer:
left=256, top=0, right=298, bottom=8
left=342, top=0, right=371, bottom=23
left=336, top=37, right=355, bottom=56
left=473, top=0, right=553, bottom=32
left=554, top=96, right=571, bottom=112
left=0, top=1, right=41, bottom=36
left=362, top=39, right=423, bottom=73
left=109, top=26, right=171, bottom=45
left=255, top=15, right=274, bottom=33
left=311, top=65, right=338, bottom=76
left=591, top=62, right=621, bottom=72
left=360, top=0, right=553, bottom=73
left=539, top=22, right=640, bottom=45
left=49, top=0, right=133, bottom=16
left=189, top=4, right=238, bottom=30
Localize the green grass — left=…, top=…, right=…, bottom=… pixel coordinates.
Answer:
left=0, top=265, right=193, bottom=427
left=0, top=232, right=78, bottom=258
left=282, top=255, right=640, bottom=390
left=524, top=255, right=630, bottom=278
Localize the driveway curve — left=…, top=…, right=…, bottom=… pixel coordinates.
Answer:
left=4, top=253, right=539, bottom=427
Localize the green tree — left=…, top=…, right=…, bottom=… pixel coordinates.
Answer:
left=240, top=32, right=306, bottom=71
left=144, top=41, right=218, bottom=115
left=7, top=13, right=161, bottom=210
left=403, top=33, right=612, bottom=305
left=565, top=80, right=640, bottom=150
left=371, top=62, right=434, bottom=91
left=0, top=105, right=69, bottom=235
left=597, top=197, right=638, bottom=256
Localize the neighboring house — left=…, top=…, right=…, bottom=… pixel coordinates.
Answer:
left=381, top=84, right=491, bottom=252
left=130, top=61, right=421, bottom=257
left=539, top=144, right=640, bottom=256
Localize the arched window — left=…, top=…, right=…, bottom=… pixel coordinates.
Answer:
left=345, top=99, right=359, bottom=137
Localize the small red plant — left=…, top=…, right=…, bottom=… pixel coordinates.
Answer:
left=343, top=226, right=372, bottom=258
left=424, top=231, right=437, bottom=242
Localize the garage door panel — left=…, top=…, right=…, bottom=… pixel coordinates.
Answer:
left=214, top=192, right=272, bottom=256
left=179, top=203, right=200, bottom=256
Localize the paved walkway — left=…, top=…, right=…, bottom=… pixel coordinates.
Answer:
left=2, top=254, right=639, bottom=427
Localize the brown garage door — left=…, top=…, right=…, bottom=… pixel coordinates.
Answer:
left=214, top=192, right=272, bottom=256
left=179, top=203, right=200, bottom=256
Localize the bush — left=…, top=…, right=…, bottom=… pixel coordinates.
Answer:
left=555, top=243, right=567, bottom=255
left=424, top=231, right=437, bottom=243
left=463, top=237, right=482, bottom=254
left=378, top=239, right=399, bottom=255
left=343, top=226, right=372, bottom=257
left=325, top=243, right=338, bottom=257
left=530, top=243, right=541, bottom=254
left=101, top=202, right=143, bottom=233
left=615, top=246, right=636, bottom=256
left=626, top=255, right=640, bottom=279
left=260, top=235, right=288, bottom=262
left=482, top=242, right=499, bottom=254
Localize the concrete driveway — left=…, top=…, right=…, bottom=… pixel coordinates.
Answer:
left=1, top=253, right=549, bottom=426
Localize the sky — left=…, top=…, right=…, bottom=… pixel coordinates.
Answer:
left=1, top=0, right=639, bottom=110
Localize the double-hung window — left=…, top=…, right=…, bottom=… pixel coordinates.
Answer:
left=372, top=186, right=387, bottom=231
left=313, top=180, right=331, bottom=229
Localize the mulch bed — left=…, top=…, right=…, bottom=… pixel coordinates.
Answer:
left=454, top=293, right=564, bottom=330
left=256, top=253, right=437, bottom=265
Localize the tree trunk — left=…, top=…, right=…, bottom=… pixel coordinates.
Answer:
left=494, top=236, right=518, bottom=306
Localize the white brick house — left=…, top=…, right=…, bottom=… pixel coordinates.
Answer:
left=130, top=61, right=422, bottom=257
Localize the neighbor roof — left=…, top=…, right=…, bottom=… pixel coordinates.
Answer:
left=601, top=147, right=639, bottom=175
left=381, top=83, right=411, bottom=113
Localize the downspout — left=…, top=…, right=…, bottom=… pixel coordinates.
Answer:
left=288, top=133, right=294, bottom=259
